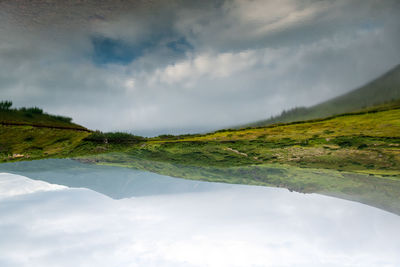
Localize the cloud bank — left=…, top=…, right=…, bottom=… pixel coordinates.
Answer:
left=1, top=172, right=400, bottom=266
left=0, top=0, right=399, bottom=134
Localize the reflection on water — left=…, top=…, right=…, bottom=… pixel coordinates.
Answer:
left=0, top=160, right=400, bottom=266
left=69, top=152, right=400, bottom=216
left=0, top=159, right=229, bottom=198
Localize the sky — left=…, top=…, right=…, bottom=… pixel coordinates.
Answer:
left=1, top=172, right=400, bottom=266
left=0, top=0, right=399, bottom=135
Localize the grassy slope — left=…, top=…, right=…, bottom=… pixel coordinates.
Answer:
left=0, top=108, right=94, bottom=161
left=0, top=109, right=88, bottom=130
left=92, top=102, right=400, bottom=177
left=0, top=125, right=92, bottom=161
left=246, top=64, right=400, bottom=127
left=1, top=100, right=399, bottom=177
left=0, top=110, right=141, bottom=162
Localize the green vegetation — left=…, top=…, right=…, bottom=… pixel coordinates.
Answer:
left=1, top=97, right=400, bottom=215
left=97, top=102, right=398, bottom=177
left=0, top=101, right=84, bottom=130
left=77, top=104, right=400, bottom=213
left=1, top=65, right=400, bottom=217
left=245, top=64, right=400, bottom=127
left=1, top=99, right=399, bottom=177
left=84, top=131, right=145, bottom=144
left=0, top=125, right=91, bottom=160
left=0, top=125, right=146, bottom=162
left=0, top=101, right=12, bottom=110
left=0, top=102, right=146, bottom=161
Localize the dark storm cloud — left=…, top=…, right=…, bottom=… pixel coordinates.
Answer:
left=0, top=0, right=399, bottom=134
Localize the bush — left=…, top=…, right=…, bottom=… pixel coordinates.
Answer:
left=357, top=144, right=368, bottom=149
left=23, top=112, right=33, bottom=118
left=84, top=131, right=145, bottom=144
left=53, top=115, right=72, bottom=123
left=0, top=100, right=12, bottom=110
left=333, top=136, right=359, bottom=148
left=19, top=107, right=43, bottom=115
left=157, top=134, right=177, bottom=140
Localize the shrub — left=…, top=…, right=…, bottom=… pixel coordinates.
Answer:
left=24, top=136, right=34, bottom=142
left=23, top=112, right=33, bottom=118
left=357, top=144, right=368, bottom=149
left=323, top=130, right=335, bottom=134
left=28, top=107, right=43, bottom=114
left=19, top=107, right=44, bottom=117
left=84, top=131, right=145, bottom=144
left=157, top=134, right=177, bottom=140
left=53, top=115, right=72, bottom=123
left=19, top=107, right=43, bottom=114
left=333, top=137, right=358, bottom=148
left=0, top=100, right=12, bottom=110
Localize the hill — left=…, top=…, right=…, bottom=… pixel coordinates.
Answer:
left=1, top=99, right=399, bottom=177
left=0, top=101, right=147, bottom=162
left=79, top=101, right=400, bottom=177
left=0, top=101, right=88, bottom=130
left=245, top=64, right=400, bottom=127
left=77, top=100, right=400, bottom=215
left=1, top=99, right=400, bottom=216
left=0, top=101, right=93, bottom=161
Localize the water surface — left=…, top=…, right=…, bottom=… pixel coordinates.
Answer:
left=0, top=159, right=399, bottom=267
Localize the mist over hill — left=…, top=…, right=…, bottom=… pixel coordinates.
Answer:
left=245, top=64, right=400, bottom=127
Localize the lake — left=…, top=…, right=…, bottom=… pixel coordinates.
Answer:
left=0, top=159, right=400, bottom=266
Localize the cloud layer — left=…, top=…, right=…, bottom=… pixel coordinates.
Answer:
left=0, top=0, right=399, bottom=134
left=1, top=172, right=400, bottom=266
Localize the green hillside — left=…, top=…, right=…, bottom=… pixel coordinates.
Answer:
left=246, top=64, right=400, bottom=127
left=79, top=100, right=400, bottom=177
left=0, top=101, right=93, bottom=161
left=0, top=101, right=147, bottom=162
left=0, top=101, right=88, bottom=130
left=1, top=100, right=399, bottom=216
left=76, top=101, right=400, bottom=215
left=1, top=98, right=399, bottom=177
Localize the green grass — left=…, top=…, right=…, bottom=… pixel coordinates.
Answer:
left=0, top=104, right=93, bottom=161
left=1, top=100, right=400, bottom=215
left=116, top=106, right=399, bottom=176
left=0, top=107, right=87, bottom=130
left=0, top=104, right=148, bottom=162
left=1, top=98, right=399, bottom=177
left=0, top=125, right=90, bottom=161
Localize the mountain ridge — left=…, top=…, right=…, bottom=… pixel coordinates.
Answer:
left=244, top=64, right=400, bottom=127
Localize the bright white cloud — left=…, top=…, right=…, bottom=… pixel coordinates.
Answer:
left=0, top=172, right=400, bottom=266
left=150, top=50, right=257, bottom=85
left=0, top=173, right=66, bottom=199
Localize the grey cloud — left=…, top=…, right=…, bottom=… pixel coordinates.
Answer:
left=0, top=0, right=399, bottom=134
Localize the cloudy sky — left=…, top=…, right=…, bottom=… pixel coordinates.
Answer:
left=0, top=0, right=399, bottom=135
left=1, top=172, right=400, bottom=266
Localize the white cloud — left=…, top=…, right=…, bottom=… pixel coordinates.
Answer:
left=0, top=173, right=66, bottom=199
left=0, top=172, right=400, bottom=266
left=149, top=50, right=257, bottom=85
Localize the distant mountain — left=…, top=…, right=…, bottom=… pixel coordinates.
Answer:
left=245, top=64, right=400, bottom=127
